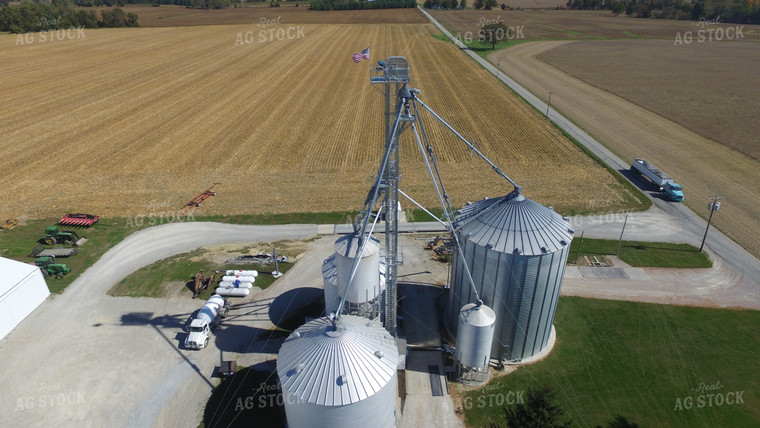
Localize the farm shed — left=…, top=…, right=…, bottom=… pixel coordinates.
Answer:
left=0, top=257, right=49, bottom=341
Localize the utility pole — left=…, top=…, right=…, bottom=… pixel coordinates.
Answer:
left=545, top=92, right=553, bottom=117
left=574, top=231, right=584, bottom=264
left=616, top=214, right=629, bottom=256
left=700, top=195, right=725, bottom=252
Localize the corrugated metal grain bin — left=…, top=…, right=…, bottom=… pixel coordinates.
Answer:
left=446, top=193, right=573, bottom=361
left=277, top=315, right=398, bottom=428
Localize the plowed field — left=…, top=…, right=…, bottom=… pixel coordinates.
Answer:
left=0, top=22, right=627, bottom=220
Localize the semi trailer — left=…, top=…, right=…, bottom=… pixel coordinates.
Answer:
left=630, top=158, right=684, bottom=202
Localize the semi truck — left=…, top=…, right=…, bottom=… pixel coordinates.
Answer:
left=630, top=158, right=684, bottom=202
left=185, top=294, right=229, bottom=350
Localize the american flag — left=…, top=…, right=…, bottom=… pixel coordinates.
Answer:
left=352, top=47, right=370, bottom=63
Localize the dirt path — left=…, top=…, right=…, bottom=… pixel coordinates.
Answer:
left=487, top=41, right=760, bottom=259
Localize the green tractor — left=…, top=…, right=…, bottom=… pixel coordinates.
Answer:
left=35, top=256, right=71, bottom=279
left=41, top=226, right=87, bottom=246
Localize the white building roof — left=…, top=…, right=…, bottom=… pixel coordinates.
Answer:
left=0, top=257, right=39, bottom=295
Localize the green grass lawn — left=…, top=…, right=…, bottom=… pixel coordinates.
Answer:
left=109, top=247, right=296, bottom=298
left=460, top=297, right=760, bottom=427
left=569, top=237, right=712, bottom=268
left=0, top=210, right=358, bottom=294
left=0, top=218, right=142, bottom=294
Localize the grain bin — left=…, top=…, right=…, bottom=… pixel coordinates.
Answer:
left=334, top=234, right=381, bottom=304
left=277, top=315, right=398, bottom=428
left=456, top=303, right=495, bottom=375
left=446, top=192, right=573, bottom=362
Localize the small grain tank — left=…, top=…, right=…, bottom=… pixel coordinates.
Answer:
left=455, top=302, right=495, bottom=381
left=333, top=233, right=381, bottom=304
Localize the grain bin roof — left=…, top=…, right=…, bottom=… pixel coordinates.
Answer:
left=455, top=193, right=574, bottom=255
left=334, top=234, right=379, bottom=258
left=460, top=303, right=496, bottom=327
left=277, top=315, right=398, bottom=406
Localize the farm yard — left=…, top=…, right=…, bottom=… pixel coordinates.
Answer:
left=2, top=6, right=760, bottom=428
left=0, top=11, right=634, bottom=223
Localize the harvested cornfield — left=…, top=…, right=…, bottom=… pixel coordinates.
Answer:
left=0, top=22, right=628, bottom=220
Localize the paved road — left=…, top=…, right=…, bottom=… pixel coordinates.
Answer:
left=419, top=7, right=760, bottom=285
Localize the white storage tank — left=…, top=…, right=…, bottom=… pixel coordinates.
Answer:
left=334, top=234, right=381, bottom=304
left=215, top=287, right=250, bottom=297
left=277, top=315, right=398, bottom=428
left=447, top=192, right=573, bottom=362
left=225, top=269, right=259, bottom=277
left=322, top=255, right=340, bottom=315
left=456, top=303, right=495, bottom=370
left=221, top=275, right=256, bottom=283
left=218, top=281, right=253, bottom=289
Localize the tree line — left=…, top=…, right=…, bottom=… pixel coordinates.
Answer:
left=309, top=0, right=416, bottom=11
left=68, top=0, right=234, bottom=10
left=567, top=0, right=760, bottom=24
left=0, top=0, right=138, bottom=33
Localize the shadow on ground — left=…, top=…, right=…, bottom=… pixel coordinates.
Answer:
left=268, top=287, right=324, bottom=327
left=203, top=361, right=286, bottom=428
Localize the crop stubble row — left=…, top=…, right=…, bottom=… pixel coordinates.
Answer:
left=0, top=23, right=624, bottom=219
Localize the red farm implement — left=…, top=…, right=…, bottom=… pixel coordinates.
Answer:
left=180, top=183, right=220, bottom=216
left=58, top=214, right=99, bottom=228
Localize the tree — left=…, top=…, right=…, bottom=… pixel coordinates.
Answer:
left=473, top=0, right=483, bottom=8
left=503, top=386, right=571, bottom=428
left=611, top=1, right=625, bottom=15
left=126, top=11, right=138, bottom=26
left=479, top=22, right=509, bottom=49
left=484, top=0, right=497, bottom=8
left=691, top=1, right=706, bottom=20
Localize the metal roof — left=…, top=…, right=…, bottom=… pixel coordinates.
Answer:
left=277, top=315, right=398, bottom=406
left=0, top=257, right=39, bottom=296
left=455, top=193, right=574, bottom=255
left=334, top=234, right=380, bottom=258
left=459, top=303, right=496, bottom=327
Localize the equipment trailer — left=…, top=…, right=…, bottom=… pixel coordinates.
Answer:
left=32, top=244, right=78, bottom=258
